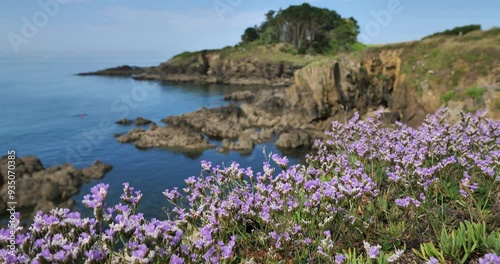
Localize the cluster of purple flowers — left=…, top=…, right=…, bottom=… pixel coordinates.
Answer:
left=0, top=109, right=498, bottom=263
left=478, top=253, right=500, bottom=264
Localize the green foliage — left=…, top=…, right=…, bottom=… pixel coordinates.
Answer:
left=242, top=3, right=359, bottom=54
left=350, top=42, right=367, bottom=52
left=241, top=27, right=259, bottom=43
left=464, top=86, right=487, bottom=100
left=495, top=101, right=500, bottom=110
left=414, top=221, right=500, bottom=263
left=439, top=221, right=482, bottom=263
left=441, top=90, right=457, bottom=103
left=484, top=232, right=500, bottom=254
left=424, top=24, right=482, bottom=39
left=414, top=242, right=447, bottom=263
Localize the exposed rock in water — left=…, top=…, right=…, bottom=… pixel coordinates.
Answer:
left=216, top=129, right=261, bottom=154
left=0, top=156, right=112, bottom=217
left=149, top=122, right=158, bottom=131
left=135, top=117, right=152, bottom=126
left=218, top=137, right=254, bottom=154
left=163, top=104, right=251, bottom=139
left=276, top=129, right=316, bottom=149
left=117, top=125, right=215, bottom=151
left=224, top=90, right=254, bottom=101
left=116, top=118, right=133, bottom=125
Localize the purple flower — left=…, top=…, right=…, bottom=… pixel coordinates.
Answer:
left=426, top=257, right=440, bottom=264
left=84, top=249, right=104, bottom=261
left=82, top=183, right=109, bottom=219
left=121, top=183, right=143, bottom=207
left=163, top=187, right=182, bottom=201
left=335, top=253, right=346, bottom=264
left=363, top=241, right=381, bottom=259
left=479, top=253, right=500, bottom=264
left=200, top=160, right=212, bottom=171
left=221, top=246, right=232, bottom=258
left=170, top=229, right=183, bottom=246
left=131, top=244, right=148, bottom=259
left=170, top=254, right=184, bottom=264
left=272, top=154, right=289, bottom=169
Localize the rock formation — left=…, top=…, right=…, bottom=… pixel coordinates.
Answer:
left=134, top=117, right=152, bottom=126
left=116, top=125, right=215, bottom=150
left=116, top=118, right=133, bottom=125
left=0, top=156, right=112, bottom=217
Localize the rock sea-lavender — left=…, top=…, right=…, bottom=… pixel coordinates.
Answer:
left=0, top=109, right=498, bottom=263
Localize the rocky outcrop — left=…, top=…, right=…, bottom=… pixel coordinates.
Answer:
left=78, top=65, right=146, bottom=77
left=117, top=125, right=215, bottom=150
left=287, top=51, right=403, bottom=124
left=276, top=130, right=313, bottom=149
left=224, top=91, right=254, bottom=101
left=163, top=105, right=251, bottom=139
left=0, top=157, right=112, bottom=217
left=80, top=51, right=303, bottom=86
left=135, top=117, right=152, bottom=126
left=116, top=118, right=133, bottom=125
left=216, top=129, right=263, bottom=154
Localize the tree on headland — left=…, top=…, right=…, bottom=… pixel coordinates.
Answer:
left=240, top=3, right=360, bottom=54
left=241, top=27, right=259, bottom=43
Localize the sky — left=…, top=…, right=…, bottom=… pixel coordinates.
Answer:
left=0, top=0, right=498, bottom=58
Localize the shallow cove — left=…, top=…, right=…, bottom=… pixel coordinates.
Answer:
left=0, top=55, right=306, bottom=225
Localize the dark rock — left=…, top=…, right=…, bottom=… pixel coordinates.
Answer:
left=224, top=91, right=254, bottom=101
left=117, top=128, right=145, bottom=143
left=163, top=104, right=250, bottom=139
left=81, top=160, right=113, bottom=181
left=149, top=122, right=158, bottom=131
left=276, top=130, right=313, bottom=149
left=116, top=118, right=133, bottom=125
left=117, top=125, right=215, bottom=151
left=0, top=156, right=113, bottom=218
left=40, top=181, right=60, bottom=200
left=135, top=117, right=152, bottom=126
left=218, top=136, right=254, bottom=154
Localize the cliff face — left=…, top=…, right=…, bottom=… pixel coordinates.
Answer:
left=287, top=29, right=500, bottom=126
left=138, top=50, right=303, bottom=86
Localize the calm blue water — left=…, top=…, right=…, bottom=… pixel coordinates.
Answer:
left=0, top=55, right=306, bottom=224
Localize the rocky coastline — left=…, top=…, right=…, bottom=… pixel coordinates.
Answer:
left=0, top=156, right=112, bottom=218
left=80, top=31, right=500, bottom=155
left=78, top=49, right=303, bottom=87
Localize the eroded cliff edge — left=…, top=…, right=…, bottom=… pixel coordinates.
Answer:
left=289, top=30, right=500, bottom=127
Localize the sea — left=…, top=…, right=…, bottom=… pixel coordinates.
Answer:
left=0, top=54, right=307, bottom=225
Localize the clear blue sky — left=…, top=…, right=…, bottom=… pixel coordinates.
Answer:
left=0, top=0, right=498, bottom=58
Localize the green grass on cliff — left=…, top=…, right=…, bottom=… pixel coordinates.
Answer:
left=365, top=27, right=499, bottom=96
left=166, top=41, right=366, bottom=67
left=167, top=27, right=499, bottom=86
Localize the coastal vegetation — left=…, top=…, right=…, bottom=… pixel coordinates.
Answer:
left=1, top=110, right=499, bottom=263
left=240, top=3, right=361, bottom=54
left=5, top=2, right=500, bottom=263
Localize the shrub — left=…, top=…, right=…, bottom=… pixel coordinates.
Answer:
left=464, top=86, right=487, bottom=101
left=441, top=90, right=457, bottom=103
